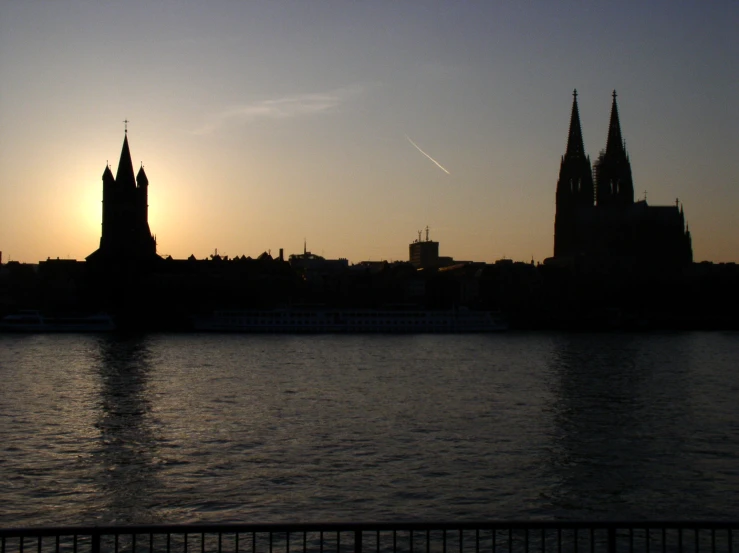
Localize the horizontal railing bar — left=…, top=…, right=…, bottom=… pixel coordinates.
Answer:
left=2, top=521, right=739, bottom=538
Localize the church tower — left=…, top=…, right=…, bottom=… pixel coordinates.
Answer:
left=554, top=90, right=595, bottom=257
left=88, top=127, right=157, bottom=266
left=594, top=91, right=634, bottom=207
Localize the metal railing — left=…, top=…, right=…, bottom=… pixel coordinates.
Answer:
left=0, top=522, right=737, bottom=553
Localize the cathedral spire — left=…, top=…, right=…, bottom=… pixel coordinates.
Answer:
left=595, top=90, right=634, bottom=206
left=554, top=89, right=595, bottom=258
left=115, top=133, right=136, bottom=189
left=605, top=90, right=625, bottom=155
left=565, top=89, right=586, bottom=157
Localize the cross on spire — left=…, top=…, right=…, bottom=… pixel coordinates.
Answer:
left=123, top=119, right=129, bottom=133
left=612, top=90, right=617, bottom=100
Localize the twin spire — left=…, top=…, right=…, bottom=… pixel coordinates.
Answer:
left=565, top=89, right=625, bottom=158
left=565, top=89, right=586, bottom=157
left=605, top=90, right=625, bottom=155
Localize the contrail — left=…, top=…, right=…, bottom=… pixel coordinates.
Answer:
left=405, top=135, right=450, bottom=175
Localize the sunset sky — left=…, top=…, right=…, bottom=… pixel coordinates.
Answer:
left=1, top=1, right=736, bottom=264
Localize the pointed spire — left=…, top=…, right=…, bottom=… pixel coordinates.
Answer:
left=605, top=90, right=625, bottom=155
left=565, top=89, right=586, bottom=157
left=115, top=133, right=136, bottom=189
left=136, top=162, right=148, bottom=187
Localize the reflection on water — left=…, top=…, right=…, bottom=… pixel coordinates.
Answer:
left=545, top=334, right=737, bottom=519
left=88, top=335, right=162, bottom=524
left=0, top=332, right=738, bottom=525
left=545, top=335, right=655, bottom=518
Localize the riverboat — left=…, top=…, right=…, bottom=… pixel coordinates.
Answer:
left=192, top=307, right=507, bottom=333
left=0, top=311, right=116, bottom=333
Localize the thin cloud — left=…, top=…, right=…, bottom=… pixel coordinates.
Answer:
left=193, top=87, right=361, bottom=135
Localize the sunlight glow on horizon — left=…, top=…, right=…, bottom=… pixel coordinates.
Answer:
left=1, top=2, right=736, bottom=264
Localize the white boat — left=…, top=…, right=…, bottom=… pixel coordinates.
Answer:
left=192, top=307, right=507, bottom=333
left=0, top=311, right=116, bottom=332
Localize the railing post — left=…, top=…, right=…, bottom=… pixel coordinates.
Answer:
left=91, top=533, right=100, bottom=553
left=607, top=528, right=616, bottom=553
left=355, top=530, right=362, bottom=553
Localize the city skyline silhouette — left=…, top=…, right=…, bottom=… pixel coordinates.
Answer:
left=0, top=2, right=736, bottom=264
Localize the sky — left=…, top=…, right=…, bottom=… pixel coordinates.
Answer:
left=0, top=1, right=737, bottom=264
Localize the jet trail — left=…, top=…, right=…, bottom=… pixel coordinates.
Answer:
left=405, top=135, right=450, bottom=175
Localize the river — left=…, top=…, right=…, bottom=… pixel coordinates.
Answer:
left=1, top=332, right=737, bottom=525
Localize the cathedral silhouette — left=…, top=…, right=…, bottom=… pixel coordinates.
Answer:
left=86, top=126, right=158, bottom=267
left=553, top=91, right=693, bottom=266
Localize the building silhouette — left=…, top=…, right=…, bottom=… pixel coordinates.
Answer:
left=5, top=111, right=739, bottom=331
left=408, top=228, right=463, bottom=269
left=87, top=129, right=158, bottom=267
left=409, top=227, right=440, bottom=268
left=553, top=91, right=692, bottom=266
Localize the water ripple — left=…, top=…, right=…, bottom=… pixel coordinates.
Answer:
left=1, top=332, right=738, bottom=524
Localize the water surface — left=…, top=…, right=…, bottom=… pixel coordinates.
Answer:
left=1, top=332, right=737, bottom=525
